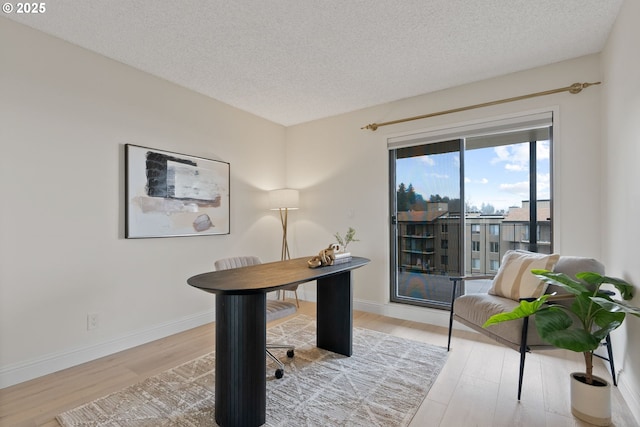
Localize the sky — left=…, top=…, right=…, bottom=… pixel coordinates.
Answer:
left=396, top=141, right=550, bottom=212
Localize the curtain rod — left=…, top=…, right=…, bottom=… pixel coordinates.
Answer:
left=361, top=81, right=601, bottom=131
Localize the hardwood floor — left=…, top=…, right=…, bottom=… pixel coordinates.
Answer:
left=1, top=301, right=636, bottom=426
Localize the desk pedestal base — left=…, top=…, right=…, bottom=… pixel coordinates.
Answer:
left=215, top=293, right=266, bottom=427
left=317, top=271, right=353, bottom=356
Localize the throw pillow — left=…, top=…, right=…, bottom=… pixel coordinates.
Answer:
left=488, top=250, right=560, bottom=300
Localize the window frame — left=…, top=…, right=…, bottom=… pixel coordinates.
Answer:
left=388, top=111, right=555, bottom=309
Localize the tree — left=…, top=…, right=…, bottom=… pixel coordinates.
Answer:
left=412, top=193, right=427, bottom=211
left=397, top=183, right=409, bottom=211
left=481, top=203, right=496, bottom=215
left=429, top=194, right=451, bottom=203
left=407, top=184, right=417, bottom=205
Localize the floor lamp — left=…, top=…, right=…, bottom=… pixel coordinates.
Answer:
left=269, top=188, right=300, bottom=305
left=269, top=188, right=299, bottom=260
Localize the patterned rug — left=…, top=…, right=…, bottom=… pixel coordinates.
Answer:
left=57, top=315, right=448, bottom=426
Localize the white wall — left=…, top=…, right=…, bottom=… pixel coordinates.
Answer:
left=601, top=0, right=640, bottom=421
left=286, top=54, right=603, bottom=325
left=2, top=7, right=638, bottom=420
left=0, top=18, right=287, bottom=387
left=285, top=6, right=640, bottom=416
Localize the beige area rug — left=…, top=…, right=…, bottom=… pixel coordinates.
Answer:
left=57, top=315, right=448, bottom=426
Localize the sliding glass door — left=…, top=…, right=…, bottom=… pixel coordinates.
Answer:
left=389, top=114, right=553, bottom=309
left=391, top=140, right=463, bottom=307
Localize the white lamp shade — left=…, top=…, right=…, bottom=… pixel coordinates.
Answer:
left=269, top=189, right=299, bottom=210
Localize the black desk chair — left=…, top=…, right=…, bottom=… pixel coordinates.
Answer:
left=214, top=256, right=296, bottom=378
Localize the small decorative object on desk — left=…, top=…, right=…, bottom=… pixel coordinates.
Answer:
left=309, top=227, right=359, bottom=268
left=334, top=251, right=352, bottom=265
left=334, top=227, right=359, bottom=252
left=308, top=245, right=336, bottom=268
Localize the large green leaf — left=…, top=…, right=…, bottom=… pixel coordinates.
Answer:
left=577, top=273, right=635, bottom=300
left=575, top=271, right=605, bottom=287
left=590, top=300, right=623, bottom=340
left=534, top=308, right=600, bottom=352
left=593, top=307, right=625, bottom=328
left=480, top=268, right=639, bottom=360
left=591, top=296, right=640, bottom=317
left=570, top=293, right=594, bottom=322
left=531, top=270, right=589, bottom=295
left=482, top=296, right=549, bottom=328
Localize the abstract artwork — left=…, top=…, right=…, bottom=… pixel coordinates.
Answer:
left=125, top=144, right=230, bottom=238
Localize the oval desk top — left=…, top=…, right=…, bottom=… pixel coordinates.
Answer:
left=187, top=256, right=370, bottom=295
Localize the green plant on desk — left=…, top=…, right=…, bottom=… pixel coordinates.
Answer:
left=334, top=227, right=359, bottom=251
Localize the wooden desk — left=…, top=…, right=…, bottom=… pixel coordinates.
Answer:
left=187, top=256, right=370, bottom=427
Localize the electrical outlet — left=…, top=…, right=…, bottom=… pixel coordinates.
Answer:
left=87, top=313, right=100, bottom=330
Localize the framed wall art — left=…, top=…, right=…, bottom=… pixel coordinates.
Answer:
left=125, top=144, right=230, bottom=238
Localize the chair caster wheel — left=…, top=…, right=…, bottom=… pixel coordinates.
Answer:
left=287, top=349, right=295, bottom=358
left=275, top=369, right=284, bottom=379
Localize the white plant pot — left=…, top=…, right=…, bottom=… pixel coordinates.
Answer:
left=570, top=372, right=611, bottom=426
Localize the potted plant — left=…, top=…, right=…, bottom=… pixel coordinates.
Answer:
left=334, top=227, right=359, bottom=252
left=484, top=270, right=640, bottom=426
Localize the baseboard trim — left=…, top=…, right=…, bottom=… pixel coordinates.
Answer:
left=618, top=374, right=640, bottom=426
left=0, top=309, right=215, bottom=389
left=353, top=299, right=452, bottom=328
left=301, top=286, right=470, bottom=331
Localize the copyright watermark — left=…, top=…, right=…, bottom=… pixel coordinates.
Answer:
left=3, top=2, right=47, bottom=14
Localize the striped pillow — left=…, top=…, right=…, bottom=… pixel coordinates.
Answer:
left=488, top=250, right=560, bottom=300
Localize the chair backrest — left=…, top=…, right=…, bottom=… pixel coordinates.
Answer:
left=549, top=256, right=605, bottom=295
left=215, top=256, right=262, bottom=271
left=214, top=256, right=297, bottom=322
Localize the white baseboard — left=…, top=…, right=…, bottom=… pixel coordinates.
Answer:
left=354, top=299, right=450, bottom=327
left=0, top=294, right=480, bottom=390
left=301, top=284, right=456, bottom=329
left=0, top=309, right=215, bottom=389
left=618, top=373, right=640, bottom=426
left=301, top=285, right=470, bottom=331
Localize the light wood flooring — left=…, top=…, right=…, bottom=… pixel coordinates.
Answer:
left=1, top=301, right=637, bottom=427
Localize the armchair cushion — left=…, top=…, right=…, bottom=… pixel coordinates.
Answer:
left=454, top=293, right=550, bottom=350
left=488, top=250, right=560, bottom=300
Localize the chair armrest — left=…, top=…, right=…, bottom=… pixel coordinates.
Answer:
left=518, top=293, right=576, bottom=303
left=545, top=293, right=575, bottom=302
left=449, top=275, right=495, bottom=282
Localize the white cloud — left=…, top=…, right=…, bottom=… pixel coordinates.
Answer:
left=418, top=156, right=435, bottom=166
left=537, top=172, right=551, bottom=198
left=431, top=173, right=449, bottom=179
left=499, top=181, right=529, bottom=198
left=505, top=163, right=526, bottom=172
left=537, top=141, right=550, bottom=160
left=465, top=177, right=487, bottom=184
left=492, top=143, right=529, bottom=172
left=497, top=173, right=550, bottom=200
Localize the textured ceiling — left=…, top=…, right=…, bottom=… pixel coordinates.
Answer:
left=5, top=0, right=623, bottom=126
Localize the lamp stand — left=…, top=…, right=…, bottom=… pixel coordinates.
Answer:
left=277, top=206, right=299, bottom=306
left=279, top=208, right=290, bottom=260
